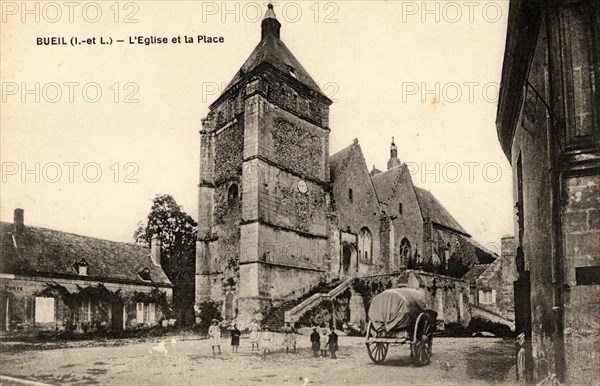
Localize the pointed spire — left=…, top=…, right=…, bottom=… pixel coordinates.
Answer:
left=264, top=3, right=276, bottom=19
left=261, top=3, right=281, bottom=40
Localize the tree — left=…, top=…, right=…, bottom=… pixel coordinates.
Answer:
left=134, top=194, right=197, bottom=326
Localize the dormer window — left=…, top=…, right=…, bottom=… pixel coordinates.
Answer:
left=138, top=267, right=152, bottom=282
left=74, top=259, right=88, bottom=276
left=288, top=66, right=297, bottom=79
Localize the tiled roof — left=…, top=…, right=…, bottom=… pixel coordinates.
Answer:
left=462, top=264, right=490, bottom=284
left=413, top=187, right=470, bottom=237
left=0, top=222, right=171, bottom=286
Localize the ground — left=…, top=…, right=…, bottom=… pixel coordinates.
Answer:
left=1, top=333, right=516, bottom=385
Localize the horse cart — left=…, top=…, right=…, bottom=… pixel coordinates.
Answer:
left=365, top=288, right=437, bottom=366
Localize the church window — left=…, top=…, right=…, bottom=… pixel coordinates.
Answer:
left=348, top=188, right=353, bottom=202
left=399, top=203, right=403, bottom=215
left=400, top=238, right=411, bottom=266
left=358, top=227, right=373, bottom=263
left=227, top=183, right=239, bottom=205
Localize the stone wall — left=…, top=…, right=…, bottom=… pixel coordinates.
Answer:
left=475, top=259, right=502, bottom=315
left=511, top=18, right=557, bottom=381
left=407, top=271, right=470, bottom=327
left=331, top=142, right=382, bottom=274
left=0, top=275, right=172, bottom=333
left=373, top=164, right=427, bottom=272
left=499, top=236, right=516, bottom=320
left=562, top=174, right=600, bottom=382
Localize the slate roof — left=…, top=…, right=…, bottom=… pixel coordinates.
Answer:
left=222, top=27, right=326, bottom=99
left=464, top=238, right=498, bottom=264
left=329, top=144, right=355, bottom=183
left=413, top=187, right=470, bottom=237
left=462, top=264, right=490, bottom=285
left=0, top=222, right=171, bottom=286
left=369, top=166, right=382, bottom=177
left=371, top=165, right=412, bottom=208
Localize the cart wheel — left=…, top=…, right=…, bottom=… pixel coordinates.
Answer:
left=366, top=342, right=389, bottom=364
left=411, top=312, right=434, bottom=367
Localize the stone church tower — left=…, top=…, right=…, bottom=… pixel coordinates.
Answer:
left=196, top=4, right=333, bottom=323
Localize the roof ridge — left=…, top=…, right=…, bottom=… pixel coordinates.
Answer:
left=0, top=221, right=147, bottom=248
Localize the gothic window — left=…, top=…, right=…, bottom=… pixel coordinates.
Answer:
left=227, top=183, right=239, bottom=205
left=358, top=227, right=373, bottom=262
left=400, top=238, right=411, bottom=266
left=348, top=188, right=353, bottom=202
left=399, top=203, right=403, bottom=215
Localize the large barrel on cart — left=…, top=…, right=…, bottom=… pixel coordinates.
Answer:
left=365, top=288, right=437, bottom=366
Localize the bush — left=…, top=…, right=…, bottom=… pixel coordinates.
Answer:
left=468, top=317, right=514, bottom=338
left=195, top=300, right=222, bottom=333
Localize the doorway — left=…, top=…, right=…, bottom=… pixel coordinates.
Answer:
left=342, top=244, right=357, bottom=277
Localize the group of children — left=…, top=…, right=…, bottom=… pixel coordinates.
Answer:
left=207, top=320, right=339, bottom=359
left=310, top=327, right=339, bottom=359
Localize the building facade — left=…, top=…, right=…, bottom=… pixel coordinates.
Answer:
left=496, top=0, right=599, bottom=383
left=0, top=209, right=173, bottom=334
left=197, top=4, right=496, bottom=325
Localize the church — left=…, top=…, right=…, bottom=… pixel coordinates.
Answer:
left=195, top=4, right=493, bottom=324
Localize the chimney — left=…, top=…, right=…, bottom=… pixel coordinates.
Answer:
left=150, top=234, right=161, bottom=266
left=14, top=208, right=24, bottom=234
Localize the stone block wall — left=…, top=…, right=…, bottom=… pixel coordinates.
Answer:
left=562, top=174, right=600, bottom=382
left=331, top=143, right=382, bottom=274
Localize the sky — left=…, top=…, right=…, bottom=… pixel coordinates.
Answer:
left=1, top=1, right=513, bottom=253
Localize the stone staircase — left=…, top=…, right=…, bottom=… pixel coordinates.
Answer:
left=284, top=277, right=355, bottom=325
left=262, top=279, right=345, bottom=330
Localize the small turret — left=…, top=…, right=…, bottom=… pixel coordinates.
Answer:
left=261, top=4, right=281, bottom=40
left=387, top=137, right=401, bottom=170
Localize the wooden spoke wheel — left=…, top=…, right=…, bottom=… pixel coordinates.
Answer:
left=411, top=312, right=434, bottom=367
left=365, top=321, right=389, bottom=365
left=366, top=342, right=389, bottom=365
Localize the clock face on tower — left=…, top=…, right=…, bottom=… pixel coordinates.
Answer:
left=297, top=180, right=308, bottom=194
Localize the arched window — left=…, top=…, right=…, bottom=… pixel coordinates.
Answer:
left=358, top=227, right=373, bottom=262
left=400, top=238, right=411, bottom=266
left=227, top=183, right=239, bottom=205
left=224, top=292, right=234, bottom=320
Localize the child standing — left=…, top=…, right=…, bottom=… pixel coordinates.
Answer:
left=328, top=327, right=339, bottom=359
left=320, top=327, right=329, bottom=357
left=230, top=323, right=241, bottom=353
left=208, top=319, right=222, bottom=355
left=261, top=327, right=274, bottom=358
